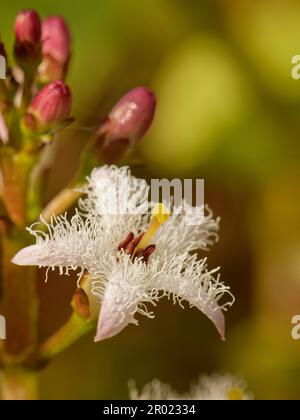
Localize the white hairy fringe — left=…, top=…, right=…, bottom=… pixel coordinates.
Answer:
left=78, top=165, right=151, bottom=217
left=90, top=251, right=234, bottom=329
left=129, top=374, right=253, bottom=401
left=26, top=211, right=102, bottom=283
left=155, top=204, right=220, bottom=257
left=26, top=211, right=231, bottom=323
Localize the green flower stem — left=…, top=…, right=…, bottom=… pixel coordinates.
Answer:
left=1, top=231, right=39, bottom=401
left=0, top=147, right=38, bottom=227
left=1, top=233, right=38, bottom=359
left=1, top=367, right=38, bottom=400
left=38, top=313, right=96, bottom=363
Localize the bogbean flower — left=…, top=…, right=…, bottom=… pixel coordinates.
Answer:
left=12, top=165, right=234, bottom=341
left=129, top=374, right=252, bottom=401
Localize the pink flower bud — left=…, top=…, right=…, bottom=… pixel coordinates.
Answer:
left=41, top=17, right=71, bottom=65
left=106, top=86, right=156, bottom=145
left=14, top=10, right=41, bottom=71
left=38, top=16, right=71, bottom=83
left=14, top=10, right=41, bottom=45
left=27, top=81, right=72, bottom=131
left=98, top=87, right=156, bottom=163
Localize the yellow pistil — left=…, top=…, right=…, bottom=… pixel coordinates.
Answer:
left=227, top=387, right=245, bottom=400
left=134, top=203, right=170, bottom=254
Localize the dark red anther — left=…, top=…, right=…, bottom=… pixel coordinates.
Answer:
left=117, top=232, right=155, bottom=264
left=142, top=245, right=156, bottom=264
left=117, top=232, right=134, bottom=251
left=124, top=241, right=136, bottom=255
left=133, top=249, right=144, bottom=261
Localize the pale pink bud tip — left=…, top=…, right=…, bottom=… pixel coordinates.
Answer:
left=29, top=80, right=72, bottom=128
left=42, top=16, right=71, bottom=64
left=104, top=86, right=156, bottom=146
left=14, top=9, right=41, bottom=44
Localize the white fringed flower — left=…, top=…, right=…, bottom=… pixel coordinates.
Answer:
left=12, top=165, right=234, bottom=341
left=129, top=374, right=253, bottom=401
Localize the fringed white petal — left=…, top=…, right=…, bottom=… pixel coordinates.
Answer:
left=12, top=212, right=106, bottom=280
left=95, top=280, right=138, bottom=341
left=154, top=203, right=220, bottom=258
left=93, top=254, right=155, bottom=341
left=129, top=374, right=252, bottom=400
left=79, top=165, right=150, bottom=238
left=149, top=255, right=234, bottom=340
left=12, top=244, right=60, bottom=267
left=93, top=253, right=233, bottom=341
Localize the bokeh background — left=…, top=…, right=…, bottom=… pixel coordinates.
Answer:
left=1, top=0, right=300, bottom=400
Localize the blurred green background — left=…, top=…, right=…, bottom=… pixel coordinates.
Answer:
left=2, top=0, right=300, bottom=400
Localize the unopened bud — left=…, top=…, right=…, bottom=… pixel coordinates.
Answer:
left=25, top=80, right=72, bottom=133
left=14, top=10, right=41, bottom=44
left=14, top=10, right=41, bottom=71
left=98, top=87, right=156, bottom=163
left=39, top=16, right=71, bottom=82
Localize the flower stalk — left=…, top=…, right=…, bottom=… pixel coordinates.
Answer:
left=37, top=313, right=96, bottom=364
left=1, top=233, right=38, bottom=358
left=1, top=147, right=38, bottom=227
left=1, top=367, right=38, bottom=400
